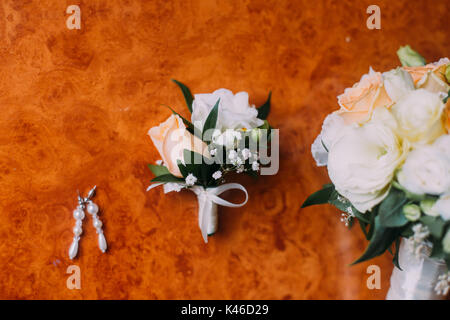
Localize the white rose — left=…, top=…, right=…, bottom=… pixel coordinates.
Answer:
left=211, top=129, right=244, bottom=149
left=383, top=67, right=415, bottom=102
left=320, top=112, right=348, bottom=150
left=328, top=121, right=407, bottom=213
left=191, top=89, right=264, bottom=131
left=311, top=112, right=347, bottom=167
left=397, top=145, right=450, bottom=196
left=433, top=134, right=450, bottom=159
left=391, top=89, right=446, bottom=145
left=370, top=105, right=399, bottom=130
left=433, top=193, right=450, bottom=221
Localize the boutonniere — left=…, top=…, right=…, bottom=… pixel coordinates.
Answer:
left=147, top=80, right=278, bottom=243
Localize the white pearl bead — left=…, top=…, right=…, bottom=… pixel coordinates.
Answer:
left=93, top=219, right=102, bottom=229
left=98, top=233, right=107, bottom=253
left=73, top=209, right=85, bottom=220
left=69, top=239, right=78, bottom=260
left=73, top=226, right=82, bottom=236
left=76, top=220, right=82, bottom=227
left=87, top=202, right=98, bottom=214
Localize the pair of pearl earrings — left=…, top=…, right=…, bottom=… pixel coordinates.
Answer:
left=68, top=186, right=107, bottom=259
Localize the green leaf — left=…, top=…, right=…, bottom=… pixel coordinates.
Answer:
left=352, top=216, right=401, bottom=265
left=202, top=99, right=219, bottom=137
left=400, top=224, right=414, bottom=238
left=183, top=149, right=203, bottom=181
left=366, top=207, right=378, bottom=239
left=392, top=238, right=402, bottom=270
left=172, top=79, right=194, bottom=113
left=179, top=150, right=220, bottom=187
left=392, top=180, right=425, bottom=201
left=443, top=89, right=450, bottom=104
left=151, top=174, right=184, bottom=183
left=328, top=190, right=369, bottom=223
left=397, top=45, right=426, bottom=67
left=257, top=91, right=271, bottom=120
left=164, top=105, right=201, bottom=138
left=183, top=149, right=204, bottom=167
left=301, top=184, right=334, bottom=208
left=387, top=246, right=393, bottom=255
left=358, top=219, right=370, bottom=240
left=177, top=160, right=189, bottom=179
left=200, top=164, right=209, bottom=187
left=245, top=169, right=259, bottom=179
left=378, top=188, right=408, bottom=227
left=430, top=239, right=445, bottom=259
left=148, top=164, right=170, bottom=177
left=251, top=120, right=272, bottom=143
left=420, top=215, right=446, bottom=238
left=165, top=105, right=192, bottom=128
left=444, top=255, right=450, bottom=270
left=258, top=120, right=270, bottom=130
left=347, top=217, right=354, bottom=229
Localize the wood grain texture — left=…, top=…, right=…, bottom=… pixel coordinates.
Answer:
left=0, top=0, right=448, bottom=299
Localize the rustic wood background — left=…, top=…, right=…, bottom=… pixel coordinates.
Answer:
left=0, top=0, right=448, bottom=299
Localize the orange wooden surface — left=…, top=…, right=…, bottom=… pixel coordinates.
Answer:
left=0, top=0, right=449, bottom=299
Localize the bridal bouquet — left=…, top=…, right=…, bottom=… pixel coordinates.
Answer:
left=303, top=46, right=450, bottom=296
left=147, top=80, right=277, bottom=243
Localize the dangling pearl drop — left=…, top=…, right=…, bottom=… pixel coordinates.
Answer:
left=69, top=205, right=85, bottom=259
left=86, top=201, right=107, bottom=253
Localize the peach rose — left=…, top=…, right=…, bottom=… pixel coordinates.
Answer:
left=337, top=68, right=393, bottom=124
left=403, top=58, right=450, bottom=94
left=148, top=114, right=208, bottom=177
left=403, top=58, right=449, bottom=84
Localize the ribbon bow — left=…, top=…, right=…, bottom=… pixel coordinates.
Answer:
left=191, top=183, right=248, bottom=243
left=147, top=182, right=248, bottom=243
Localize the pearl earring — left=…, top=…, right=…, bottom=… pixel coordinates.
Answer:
left=68, top=186, right=107, bottom=259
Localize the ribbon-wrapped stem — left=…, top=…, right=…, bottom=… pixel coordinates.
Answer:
left=386, top=238, right=447, bottom=300
left=195, top=191, right=218, bottom=238
left=191, top=183, right=248, bottom=243
left=147, top=182, right=249, bottom=243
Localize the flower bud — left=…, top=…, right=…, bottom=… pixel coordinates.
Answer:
left=420, top=198, right=439, bottom=217
left=403, top=204, right=421, bottom=221
left=443, top=229, right=450, bottom=253
left=251, top=128, right=262, bottom=142
left=397, top=45, right=426, bottom=67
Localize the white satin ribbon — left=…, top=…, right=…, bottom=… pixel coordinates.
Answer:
left=191, top=183, right=248, bottom=243
left=386, top=238, right=447, bottom=300
left=147, top=182, right=248, bottom=243
left=146, top=182, right=164, bottom=191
